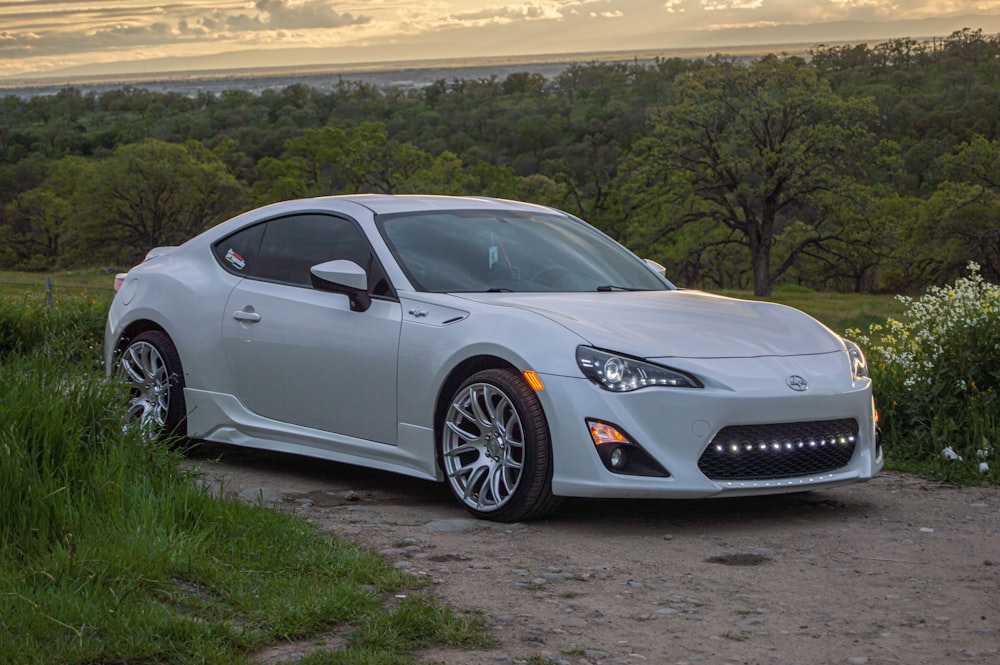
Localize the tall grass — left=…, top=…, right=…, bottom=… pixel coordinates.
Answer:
left=0, top=294, right=107, bottom=364
left=0, top=295, right=489, bottom=664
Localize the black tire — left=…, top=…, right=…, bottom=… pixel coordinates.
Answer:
left=440, top=368, right=561, bottom=522
left=118, top=330, right=188, bottom=442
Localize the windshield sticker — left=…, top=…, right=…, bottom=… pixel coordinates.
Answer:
left=225, top=248, right=246, bottom=270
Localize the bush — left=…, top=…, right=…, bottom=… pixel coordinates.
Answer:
left=848, top=262, right=999, bottom=482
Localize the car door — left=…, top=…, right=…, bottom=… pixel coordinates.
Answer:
left=220, top=213, right=402, bottom=445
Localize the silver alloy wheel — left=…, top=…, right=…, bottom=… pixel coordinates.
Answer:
left=443, top=382, right=526, bottom=512
left=119, top=340, right=170, bottom=429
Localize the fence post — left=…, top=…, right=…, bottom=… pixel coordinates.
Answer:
left=45, top=277, right=53, bottom=307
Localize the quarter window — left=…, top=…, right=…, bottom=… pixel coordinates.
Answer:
left=213, top=214, right=393, bottom=296
left=213, top=223, right=263, bottom=275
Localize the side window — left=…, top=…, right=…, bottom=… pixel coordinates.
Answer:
left=254, top=214, right=374, bottom=287
left=213, top=223, right=264, bottom=276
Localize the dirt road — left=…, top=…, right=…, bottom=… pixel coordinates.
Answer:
left=187, top=444, right=999, bottom=665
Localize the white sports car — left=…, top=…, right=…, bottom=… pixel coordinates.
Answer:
left=105, top=195, right=882, bottom=521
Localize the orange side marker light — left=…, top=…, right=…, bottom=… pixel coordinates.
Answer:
left=522, top=370, right=545, bottom=391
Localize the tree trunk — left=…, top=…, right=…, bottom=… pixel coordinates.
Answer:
left=747, top=219, right=772, bottom=297
left=751, top=246, right=771, bottom=296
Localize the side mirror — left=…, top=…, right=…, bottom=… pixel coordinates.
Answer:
left=310, top=260, right=372, bottom=312
left=643, top=258, right=667, bottom=277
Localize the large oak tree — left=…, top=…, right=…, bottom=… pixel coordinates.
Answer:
left=621, top=56, right=887, bottom=295
left=78, top=139, right=247, bottom=264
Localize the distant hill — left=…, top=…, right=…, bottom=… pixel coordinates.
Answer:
left=0, top=45, right=815, bottom=98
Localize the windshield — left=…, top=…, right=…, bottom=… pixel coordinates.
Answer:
left=376, top=209, right=671, bottom=293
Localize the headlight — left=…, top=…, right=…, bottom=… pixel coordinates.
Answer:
left=576, top=346, right=702, bottom=392
left=844, top=339, right=868, bottom=379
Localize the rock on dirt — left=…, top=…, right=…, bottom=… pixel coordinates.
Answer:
left=187, top=444, right=999, bottom=665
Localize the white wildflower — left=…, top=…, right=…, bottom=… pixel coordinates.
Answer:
left=941, top=446, right=963, bottom=461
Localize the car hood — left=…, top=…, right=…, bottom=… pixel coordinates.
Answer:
left=457, top=290, right=844, bottom=359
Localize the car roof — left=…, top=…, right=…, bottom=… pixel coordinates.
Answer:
left=195, top=195, right=565, bottom=248
left=325, top=194, right=554, bottom=216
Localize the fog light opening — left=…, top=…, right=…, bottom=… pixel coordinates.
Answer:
left=586, top=419, right=670, bottom=478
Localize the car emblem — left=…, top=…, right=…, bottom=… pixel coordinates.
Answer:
left=786, top=375, right=809, bottom=392
left=408, top=306, right=428, bottom=317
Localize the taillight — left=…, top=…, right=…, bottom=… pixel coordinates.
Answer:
left=114, top=273, right=127, bottom=292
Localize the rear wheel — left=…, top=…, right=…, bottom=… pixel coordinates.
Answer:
left=118, top=330, right=187, bottom=441
left=441, top=368, right=560, bottom=521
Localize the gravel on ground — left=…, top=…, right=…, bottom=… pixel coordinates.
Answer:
left=188, top=444, right=999, bottom=665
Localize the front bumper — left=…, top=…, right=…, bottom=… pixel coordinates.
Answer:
left=538, top=356, right=882, bottom=499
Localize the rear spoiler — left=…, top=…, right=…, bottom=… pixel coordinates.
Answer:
left=114, top=246, right=179, bottom=292
left=143, top=246, right=178, bottom=261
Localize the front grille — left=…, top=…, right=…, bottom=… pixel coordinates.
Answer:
left=698, top=419, right=858, bottom=481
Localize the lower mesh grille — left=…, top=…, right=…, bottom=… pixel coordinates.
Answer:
left=698, top=419, right=858, bottom=481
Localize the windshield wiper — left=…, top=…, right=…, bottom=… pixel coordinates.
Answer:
left=596, top=284, right=640, bottom=292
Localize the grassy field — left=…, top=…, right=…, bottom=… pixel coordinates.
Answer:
left=0, top=287, right=490, bottom=665
left=710, top=288, right=906, bottom=335
left=0, top=269, right=117, bottom=299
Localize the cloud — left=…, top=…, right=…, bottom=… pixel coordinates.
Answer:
left=0, top=1, right=373, bottom=64
left=440, top=0, right=623, bottom=26
left=258, top=0, right=369, bottom=29
left=448, top=2, right=573, bottom=24
left=2, top=0, right=1000, bottom=78
left=701, top=0, right=765, bottom=10
left=198, top=1, right=371, bottom=33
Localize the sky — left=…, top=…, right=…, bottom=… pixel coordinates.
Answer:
left=2, top=0, right=1000, bottom=80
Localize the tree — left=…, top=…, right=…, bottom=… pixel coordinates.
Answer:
left=75, top=139, right=247, bottom=264
left=278, top=125, right=350, bottom=194
left=3, top=189, right=71, bottom=269
left=621, top=56, right=886, bottom=295
left=939, top=134, right=1000, bottom=190
left=942, top=28, right=998, bottom=67
left=0, top=156, right=86, bottom=269
left=781, top=187, right=903, bottom=292
left=895, top=135, right=1000, bottom=284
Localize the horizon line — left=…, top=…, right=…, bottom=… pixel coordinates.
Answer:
left=0, top=37, right=938, bottom=88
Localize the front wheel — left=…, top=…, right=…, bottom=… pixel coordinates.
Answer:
left=441, top=368, right=560, bottom=522
left=117, top=330, right=187, bottom=441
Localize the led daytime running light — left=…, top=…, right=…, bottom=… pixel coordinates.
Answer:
left=576, top=346, right=701, bottom=392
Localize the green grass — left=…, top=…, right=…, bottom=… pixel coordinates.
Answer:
left=0, top=293, right=492, bottom=665
left=716, top=289, right=907, bottom=336
left=0, top=269, right=117, bottom=301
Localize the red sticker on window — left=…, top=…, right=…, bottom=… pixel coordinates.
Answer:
left=225, top=248, right=246, bottom=270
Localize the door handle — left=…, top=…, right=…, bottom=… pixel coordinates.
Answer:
left=232, top=309, right=261, bottom=322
